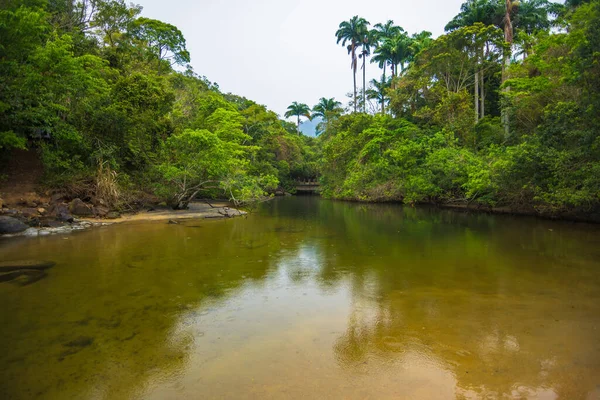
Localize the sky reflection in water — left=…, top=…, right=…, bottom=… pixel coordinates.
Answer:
left=1, top=197, right=600, bottom=399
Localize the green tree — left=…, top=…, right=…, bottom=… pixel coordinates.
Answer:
left=514, top=0, right=556, bottom=58
left=312, top=97, right=343, bottom=135
left=154, top=129, right=241, bottom=209
left=336, top=16, right=370, bottom=113
left=284, top=101, right=311, bottom=134
left=131, top=17, right=190, bottom=74
left=366, top=78, right=391, bottom=115
left=370, top=21, right=404, bottom=82
left=445, top=0, right=498, bottom=32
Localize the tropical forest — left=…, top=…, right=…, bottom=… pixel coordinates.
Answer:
left=1, top=0, right=600, bottom=399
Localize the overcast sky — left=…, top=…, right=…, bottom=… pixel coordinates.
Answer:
left=136, top=0, right=470, bottom=119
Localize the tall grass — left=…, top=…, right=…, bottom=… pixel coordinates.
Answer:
left=95, top=160, right=121, bottom=208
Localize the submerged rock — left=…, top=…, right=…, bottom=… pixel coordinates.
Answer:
left=64, top=336, right=94, bottom=348
left=23, top=227, right=39, bottom=237
left=0, top=216, right=28, bottom=234
left=0, top=269, right=47, bottom=286
left=0, top=260, right=56, bottom=272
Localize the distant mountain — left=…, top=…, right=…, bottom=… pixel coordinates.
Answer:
left=299, top=117, right=322, bottom=137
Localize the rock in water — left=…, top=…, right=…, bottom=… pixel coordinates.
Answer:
left=0, top=260, right=56, bottom=272
left=0, top=216, right=28, bottom=234
left=23, top=227, right=39, bottom=237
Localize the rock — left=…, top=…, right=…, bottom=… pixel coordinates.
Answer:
left=168, top=219, right=179, bottom=224
left=26, top=200, right=38, bottom=208
left=65, top=336, right=94, bottom=348
left=41, top=219, right=65, bottom=228
left=0, top=270, right=23, bottom=283
left=1, top=209, right=18, bottom=215
left=69, top=198, right=93, bottom=216
left=106, top=211, right=120, bottom=219
left=10, top=269, right=47, bottom=286
left=23, top=228, right=39, bottom=237
left=50, top=193, right=65, bottom=203
left=21, top=208, right=40, bottom=218
left=0, top=269, right=47, bottom=285
left=37, top=208, right=46, bottom=215
left=55, top=205, right=74, bottom=223
left=93, top=206, right=109, bottom=217
left=92, top=197, right=106, bottom=207
left=26, top=217, right=40, bottom=227
left=0, top=216, right=28, bottom=234
left=0, top=260, right=55, bottom=272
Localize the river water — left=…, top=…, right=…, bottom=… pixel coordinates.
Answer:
left=1, top=197, right=599, bottom=399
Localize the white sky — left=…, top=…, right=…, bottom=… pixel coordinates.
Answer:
left=137, top=0, right=469, bottom=119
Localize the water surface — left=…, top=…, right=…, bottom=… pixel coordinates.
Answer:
left=1, top=197, right=600, bottom=399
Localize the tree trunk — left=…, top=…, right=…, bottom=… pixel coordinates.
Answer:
left=474, top=70, right=480, bottom=123
left=382, top=64, right=387, bottom=115
left=480, top=69, right=485, bottom=119
left=362, top=53, right=366, bottom=113
left=297, top=115, right=300, bottom=134
left=502, top=0, right=514, bottom=138
left=352, top=44, right=357, bottom=113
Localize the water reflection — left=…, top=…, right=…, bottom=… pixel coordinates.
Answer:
left=1, top=197, right=599, bottom=399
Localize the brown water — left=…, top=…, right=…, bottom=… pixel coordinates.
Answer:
left=1, top=197, right=600, bottom=400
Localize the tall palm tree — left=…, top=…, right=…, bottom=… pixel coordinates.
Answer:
left=371, top=40, right=394, bottom=82
left=502, top=0, right=518, bottom=137
left=390, top=32, right=413, bottom=75
left=366, top=78, right=391, bottom=115
left=408, top=31, right=433, bottom=62
left=359, top=30, right=375, bottom=113
left=336, top=16, right=370, bottom=113
left=312, top=97, right=343, bottom=135
left=445, top=1, right=498, bottom=123
left=372, top=20, right=403, bottom=41
left=514, top=0, right=554, bottom=57
left=284, top=102, right=311, bottom=134
left=445, top=0, right=498, bottom=31
left=371, top=21, right=404, bottom=86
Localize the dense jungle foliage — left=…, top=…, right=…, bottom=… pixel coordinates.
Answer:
left=0, top=0, right=319, bottom=208
left=1, top=0, right=599, bottom=218
left=314, top=0, right=600, bottom=218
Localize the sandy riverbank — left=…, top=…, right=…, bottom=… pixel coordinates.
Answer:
left=84, top=201, right=246, bottom=224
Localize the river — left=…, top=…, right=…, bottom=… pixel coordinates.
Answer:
left=1, top=197, right=599, bottom=399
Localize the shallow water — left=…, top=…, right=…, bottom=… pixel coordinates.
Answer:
left=1, top=197, right=600, bottom=399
